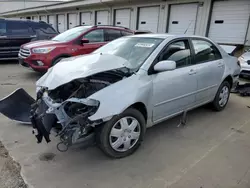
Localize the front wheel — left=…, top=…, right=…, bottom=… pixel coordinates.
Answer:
left=97, top=108, right=146, bottom=158
left=212, top=81, right=231, bottom=111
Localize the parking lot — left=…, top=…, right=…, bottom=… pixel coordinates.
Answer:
left=0, top=62, right=249, bottom=188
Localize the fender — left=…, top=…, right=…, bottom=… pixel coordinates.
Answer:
left=88, top=73, right=153, bottom=122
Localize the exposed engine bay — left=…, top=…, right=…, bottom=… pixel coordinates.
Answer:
left=31, top=69, right=131, bottom=151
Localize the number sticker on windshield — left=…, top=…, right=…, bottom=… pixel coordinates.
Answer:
left=135, top=43, right=155, bottom=48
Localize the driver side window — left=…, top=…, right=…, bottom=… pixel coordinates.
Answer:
left=158, top=40, right=191, bottom=68
left=84, top=29, right=104, bottom=43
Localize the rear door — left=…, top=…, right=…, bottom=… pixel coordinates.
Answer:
left=6, top=21, right=34, bottom=58
left=190, top=39, right=225, bottom=104
left=0, top=20, right=11, bottom=59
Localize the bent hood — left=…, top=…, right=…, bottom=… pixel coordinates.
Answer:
left=23, top=40, right=61, bottom=48
left=36, top=53, right=129, bottom=90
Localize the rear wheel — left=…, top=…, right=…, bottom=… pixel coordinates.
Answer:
left=97, top=108, right=146, bottom=158
left=212, top=81, right=231, bottom=111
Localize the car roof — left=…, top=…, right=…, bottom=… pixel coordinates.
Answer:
left=0, top=18, right=47, bottom=24
left=74, top=25, right=132, bottom=31
left=128, top=33, right=208, bottom=40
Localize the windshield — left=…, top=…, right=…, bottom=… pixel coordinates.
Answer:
left=52, top=26, right=92, bottom=42
left=94, top=37, right=163, bottom=69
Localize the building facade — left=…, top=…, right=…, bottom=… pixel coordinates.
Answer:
left=0, top=0, right=249, bottom=46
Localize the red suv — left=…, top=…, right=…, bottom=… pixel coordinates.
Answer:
left=18, top=25, right=133, bottom=72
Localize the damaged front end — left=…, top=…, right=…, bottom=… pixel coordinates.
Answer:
left=1, top=69, right=128, bottom=151
left=0, top=53, right=133, bottom=151
left=33, top=70, right=128, bottom=151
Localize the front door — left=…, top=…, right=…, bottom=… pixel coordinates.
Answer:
left=152, top=39, right=198, bottom=122
left=190, top=39, right=225, bottom=103
left=77, top=29, right=106, bottom=55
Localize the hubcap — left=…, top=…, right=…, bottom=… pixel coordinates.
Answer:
left=219, top=86, right=229, bottom=107
left=109, top=116, right=141, bottom=152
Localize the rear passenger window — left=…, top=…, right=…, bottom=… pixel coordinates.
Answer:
left=105, top=29, right=122, bottom=41
left=157, top=40, right=192, bottom=68
left=121, top=30, right=133, bottom=36
left=191, top=40, right=222, bottom=64
left=0, top=21, right=6, bottom=35
left=7, top=21, right=29, bottom=35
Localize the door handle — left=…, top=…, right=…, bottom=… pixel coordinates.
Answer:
left=189, top=69, right=197, bottom=75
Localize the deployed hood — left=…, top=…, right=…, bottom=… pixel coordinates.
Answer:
left=36, top=53, right=130, bottom=90
left=23, top=40, right=60, bottom=48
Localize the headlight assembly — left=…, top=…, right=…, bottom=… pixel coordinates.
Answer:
left=32, top=47, right=56, bottom=54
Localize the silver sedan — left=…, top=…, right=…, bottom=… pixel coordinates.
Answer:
left=0, top=34, right=241, bottom=158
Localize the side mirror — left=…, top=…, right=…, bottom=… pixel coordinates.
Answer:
left=154, top=60, right=176, bottom=72
left=81, top=38, right=89, bottom=44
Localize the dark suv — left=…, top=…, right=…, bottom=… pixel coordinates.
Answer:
left=0, top=18, right=58, bottom=60
left=19, top=25, right=134, bottom=72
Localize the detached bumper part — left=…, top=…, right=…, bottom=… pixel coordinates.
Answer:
left=0, top=88, right=35, bottom=123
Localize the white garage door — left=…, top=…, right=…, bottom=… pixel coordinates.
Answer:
left=168, top=3, right=198, bottom=35
left=81, top=12, right=92, bottom=25
left=32, top=16, right=39, bottom=21
left=96, top=10, right=109, bottom=25
left=58, top=14, right=66, bottom=33
left=115, top=9, right=131, bottom=28
left=40, top=15, right=47, bottom=22
left=138, top=6, right=160, bottom=33
left=68, top=13, right=78, bottom=29
left=48, top=15, right=57, bottom=30
left=208, top=0, right=250, bottom=44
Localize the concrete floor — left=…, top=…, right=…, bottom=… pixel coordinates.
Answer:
left=0, top=62, right=250, bottom=188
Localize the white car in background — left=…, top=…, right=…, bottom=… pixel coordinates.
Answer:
left=239, top=50, right=250, bottom=77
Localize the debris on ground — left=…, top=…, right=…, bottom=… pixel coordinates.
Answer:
left=231, top=83, right=250, bottom=96
left=0, top=141, right=28, bottom=188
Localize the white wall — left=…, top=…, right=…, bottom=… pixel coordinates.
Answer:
left=0, top=0, right=66, bottom=14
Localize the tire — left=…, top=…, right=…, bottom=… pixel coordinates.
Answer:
left=212, top=81, right=231, bottom=111
left=97, top=108, right=146, bottom=158
left=51, top=57, right=65, bottom=67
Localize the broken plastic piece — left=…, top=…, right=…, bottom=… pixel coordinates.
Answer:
left=0, top=88, right=35, bottom=124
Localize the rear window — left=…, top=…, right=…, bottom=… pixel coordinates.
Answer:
left=0, top=21, right=6, bottom=35
left=32, top=22, right=57, bottom=34
left=105, top=29, right=123, bottom=41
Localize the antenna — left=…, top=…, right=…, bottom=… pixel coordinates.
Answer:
left=184, top=20, right=193, bottom=34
